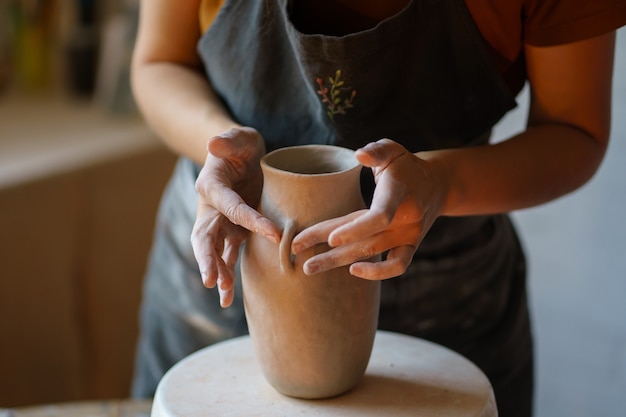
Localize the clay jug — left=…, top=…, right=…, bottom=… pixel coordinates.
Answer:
left=241, top=144, right=381, bottom=399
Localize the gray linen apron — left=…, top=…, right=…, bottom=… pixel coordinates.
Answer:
left=133, top=1, right=534, bottom=415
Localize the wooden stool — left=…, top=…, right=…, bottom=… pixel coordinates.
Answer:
left=152, top=331, right=497, bottom=416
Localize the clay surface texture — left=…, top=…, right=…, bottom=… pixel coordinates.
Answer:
left=241, top=145, right=381, bottom=399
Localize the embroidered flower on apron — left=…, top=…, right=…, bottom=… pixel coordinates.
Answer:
left=315, top=69, right=357, bottom=120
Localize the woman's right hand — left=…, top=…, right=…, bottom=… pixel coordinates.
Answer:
left=191, top=127, right=281, bottom=308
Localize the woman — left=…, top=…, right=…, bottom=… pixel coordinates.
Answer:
left=130, top=1, right=626, bottom=415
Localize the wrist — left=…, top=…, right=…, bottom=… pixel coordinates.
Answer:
left=415, top=150, right=460, bottom=217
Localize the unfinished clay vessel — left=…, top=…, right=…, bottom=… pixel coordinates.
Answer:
left=241, top=144, right=381, bottom=399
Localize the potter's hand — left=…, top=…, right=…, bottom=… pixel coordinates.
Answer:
left=191, top=127, right=281, bottom=307
left=291, top=139, right=447, bottom=280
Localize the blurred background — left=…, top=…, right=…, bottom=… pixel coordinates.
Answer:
left=0, top=0, right=178, bottom=408
left=0, top=1, right=624, bottom=416
left=494, top=30, right=626, bottom=417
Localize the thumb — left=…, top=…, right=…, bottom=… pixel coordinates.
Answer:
left=355, top=139, right=406, bottom=169
left=207, top=134, right=240, bottom=160
left=207, top=128, right=262, bottom=160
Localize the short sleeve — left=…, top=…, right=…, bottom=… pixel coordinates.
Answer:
left=524, top=0, right=626, bottom=46
left=199, top=0, right=226, bottom=33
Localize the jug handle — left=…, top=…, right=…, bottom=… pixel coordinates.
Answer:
left=279, top=219, right=297, bottom=273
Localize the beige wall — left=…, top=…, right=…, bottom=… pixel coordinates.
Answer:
left=0, top=147, right=176, bottom=407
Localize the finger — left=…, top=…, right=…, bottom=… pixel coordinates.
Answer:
left=328, top=205, right=399, bottom=247
left=219, top=287, right=235, bottom=308
left=202, top=130, right=280, bottom=243
left=198, top=250, right=219, bottom=288
left=330, top=176, right=405, bottom=244
left=210, top=186, right=281, bottom=243
left=217, top=254, right=234, bottom=292
left=217, top=250, right=235, bottom=308
left=291, top=211, right=366, bottom=254
left=329, top=141, right=407, bottom=246
left=207, top=128, right=263, bottom=161
left=207, top=134, right=238, bottom=159
left=191, top=208, right=237, bottom=307
left=222, top=230, right=245, bottom=268
left=349, top=245, right=416, bottom=280
left=355, top=139, right=405, bottom=169
left=304, top=222, right=421, bottom=276
left=191, top=208, right=223, bottom=288
left=302, top=233, right=389, bottom=275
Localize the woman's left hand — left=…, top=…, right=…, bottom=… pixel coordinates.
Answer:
left=291, top=139, right=449, bottom=280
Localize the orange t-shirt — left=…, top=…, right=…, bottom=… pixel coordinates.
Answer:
left=466, top=0, right=626, bottom=60
left=199, top=0, right=626, bottom=93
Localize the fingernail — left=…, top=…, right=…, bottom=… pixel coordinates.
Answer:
left=291, top=242, right=302, bottom=254
left=329, top=230, right=348, bottom=247
left=218, top=288, right=228, bottom=308
left=218, top=278, right=233, bottom=291
left=304, top=261, right=318, bottom=275
left=265, top=232, right=280, bottom=244
left=328, top=236, right=343, bottom=247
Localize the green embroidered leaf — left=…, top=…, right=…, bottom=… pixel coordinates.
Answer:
left=316, top=69, right=355, bottom=122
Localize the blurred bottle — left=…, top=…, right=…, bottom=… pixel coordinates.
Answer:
left=64, top=0, right=99, bottom=97
left=94, top=0, right=138, bottom=114
left=9, top=0, right=58, bottom=92
left=0, top=2, right=13, bottom=95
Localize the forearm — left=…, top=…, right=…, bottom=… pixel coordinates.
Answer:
left=131, top=61, right=239, bottom=164
left=421, top=123, right=608, bottom=216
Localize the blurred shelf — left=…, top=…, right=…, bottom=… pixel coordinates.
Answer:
left=0, top=94, right=160, bottom=189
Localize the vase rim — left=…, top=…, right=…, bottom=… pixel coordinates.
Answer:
left=261, top=145, right=361, bottom=177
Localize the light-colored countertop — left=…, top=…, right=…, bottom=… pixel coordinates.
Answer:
left=0, top=399, right=152, bottom=417
left=0, top=94, right=160, bottom=189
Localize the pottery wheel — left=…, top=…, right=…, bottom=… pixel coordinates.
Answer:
left=151, top=330, right=497, bottom=417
